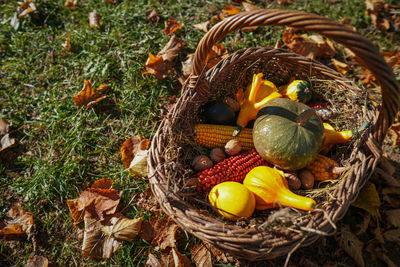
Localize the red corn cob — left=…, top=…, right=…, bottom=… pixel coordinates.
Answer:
left=195, top=149, right=269, bottom=192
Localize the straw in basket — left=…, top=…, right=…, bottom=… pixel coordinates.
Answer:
left=148, top=9, right=400, bottom=261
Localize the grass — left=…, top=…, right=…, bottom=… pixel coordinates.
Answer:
left=0, top=0, right=399, bottom=266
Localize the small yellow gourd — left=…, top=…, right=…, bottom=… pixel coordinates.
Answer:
left=243, top=166, right=316, bottom=211
left=321, top=121, right=369, bottom=153
left=208, top=181, right=255, bottom=221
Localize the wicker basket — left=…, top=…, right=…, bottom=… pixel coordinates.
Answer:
left=148, top=9, right=399, bottom=261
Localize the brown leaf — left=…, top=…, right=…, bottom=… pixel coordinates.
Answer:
left=146, top=252, right=164, bottom=267
left=206, top=43, right=228, bottom=68
left=102, top=215, right=142, bottom=242
left=135, top=188, right=160, bottom=214
left=73, top=80, right=109, bottom=109
left=383, top=228, right=400, bottom=243
left=152, top=221, right=181, bottom=250
left=18, top=0, right=36, bottom=18
left=1, top=134, right=16, bottom=152
left=331, top=58, right=350, bottom=75
left=88, top=11, right=101, bottom=28
left=120, top=136, right=149, bottom=168
left=385, top=209, right=400, bottom=227
left=25, top=255, right=49, bottom=267
left=389, top=122, right=400, bottom=148
left=277, top=0, right=292, bottom=4
left=81, top=211, right=122, bottom=258
left=164, top=19, right=182, bottom=35
left=160, top=95, right=178, bottom=117
left=91, top=178, right=113, bottom=189
left=147, top=9, right=160, bottom=23
left=336, top=225, right=365, bottom=267
left=282, top=28, right=336, bottom=59
left=352, top=181, right=381, bottom=217
left=62, top=37, right=71, bottom=52
left=171, top=247, right=192, bottom=267
left=65, top=0, right=77, bottom=10
left=0, top=118, right=9, bottom=136
left=193, top=21, right=209, bottom=33
left=0, top=205, right=34, bottom=236
left=191, top=243, right=213, bottom=267
left=241, top=2, right=263, bottom=11
left=143, top=35, right=186, bottom=79
left=181, top=54, right=194, bottom=78
left=67, top=178, right=121, bottom=223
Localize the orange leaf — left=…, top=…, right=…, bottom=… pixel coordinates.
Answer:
left=73, top=80, right=109, bottom=109
left=331, top=58, right=349, bottom=75
left=120, top=136, right=149, bottom=168
left=91, top=178, right=113, bottom=189
left=65, top=0, right=77, bottom=10
left=222, top=5, right=240, bottom=16
left=62, top=37, right=71, bottom=52
left=143, top=35, right=186, bottom=79
left=18, top=0, right=36, bottom=18
left=164, top=19, right=182, bottom=35
left=0, top=205, right=34, bottom=236
left=206, top=43, right=228, bottom=68
left=67, top=199, right=84, bottom=224
left=143, top=53, right=167, bottom=79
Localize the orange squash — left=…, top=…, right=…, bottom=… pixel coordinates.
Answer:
left=243, top=166, right=316, bottom=211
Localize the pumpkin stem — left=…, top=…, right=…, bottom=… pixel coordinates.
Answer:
left=248, top=73, right=264, bottom=103
left=296, top=109, right=317, bottom=126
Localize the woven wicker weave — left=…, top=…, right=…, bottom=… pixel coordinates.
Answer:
left=148, top=9, right=399, bottom=260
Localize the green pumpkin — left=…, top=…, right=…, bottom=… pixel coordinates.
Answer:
left=283, top=80, right=312, bottom=104
left=253, top=98, right=324, bottom=171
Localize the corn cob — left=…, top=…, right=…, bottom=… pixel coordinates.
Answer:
left=196, top=149, right=269, bottom=192
left=194, top=124, right=254, bottom=150
left=306, top=154, right=340, bottom=181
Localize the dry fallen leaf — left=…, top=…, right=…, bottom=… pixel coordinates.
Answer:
left=25, top=255, right=49, bottom=267
left=102, top=215, right=142, bottom=242
left=164, top=19, right=183, bottom=35
left=88, top=10, right=101, bottom=28
left=0, top=205, right=34, bottom=236
left=143, top=35, right=186, bottom=79
left=336, top=225, right=365, bottom=267
left=120, top=136, right=149, bottom=168
left=383, top=228, right=400, bottom=243
left=241, top=2, right=263, bottom=11
left=147, top=9, right=160, bottom=23
left=389, top=122, right=400, bottom=148
left=81, top=211, right=122, bottom=258
left=62, top=37, right=71, bottom=52
left=282, top=28, right=336, bottom=59
left=206, top=43, right=229, bottom=69
left=146, top=248, right=192, bottom=267
left=365, top=0, right=392, bottom=31
left=65, top=0, right=78, bottom=10
left=0, top=118, right=16, bottom=152
left=190, top=243, right=213, bottom=267
left=385, top=209, right=400, bottom=227
left=277, top=0, right=292, bottom=4
left=193, top=21, right=209, bottom=33
left=18, top=0, right=36, bottom=18
left=221, top=5, right=241, bottom=16
left=67, top=178, right=121, bottom=224
left=331, top=58, right=350, bottom=75
left=352, top=181, right=381, bottom=217
left=159, top=95, right=177, bottom=117
left=73, top=80, right=109, bottom=109
left=152, top=220, right=181, bottom=250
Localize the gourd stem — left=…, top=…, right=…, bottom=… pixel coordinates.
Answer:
left=296, top=109, right=317, bottom=126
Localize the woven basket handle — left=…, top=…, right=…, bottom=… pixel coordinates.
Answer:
left=191, top=9, right=399, bottom=143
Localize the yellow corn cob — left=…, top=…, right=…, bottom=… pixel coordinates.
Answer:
left=194, top=124, right=254, bottom=150
left=306, top=154, right=340, bottom=181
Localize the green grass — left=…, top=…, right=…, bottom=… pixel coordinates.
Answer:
left=0, top=0, right=398, bottom=266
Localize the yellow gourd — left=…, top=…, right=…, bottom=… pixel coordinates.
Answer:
left=243, top=166, right=316, bottom=211
left=208, top=181, right=255, bottom=221
left=321, top=121, right=369, bottom=153
left=234, top=73, right=282, bottom=136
